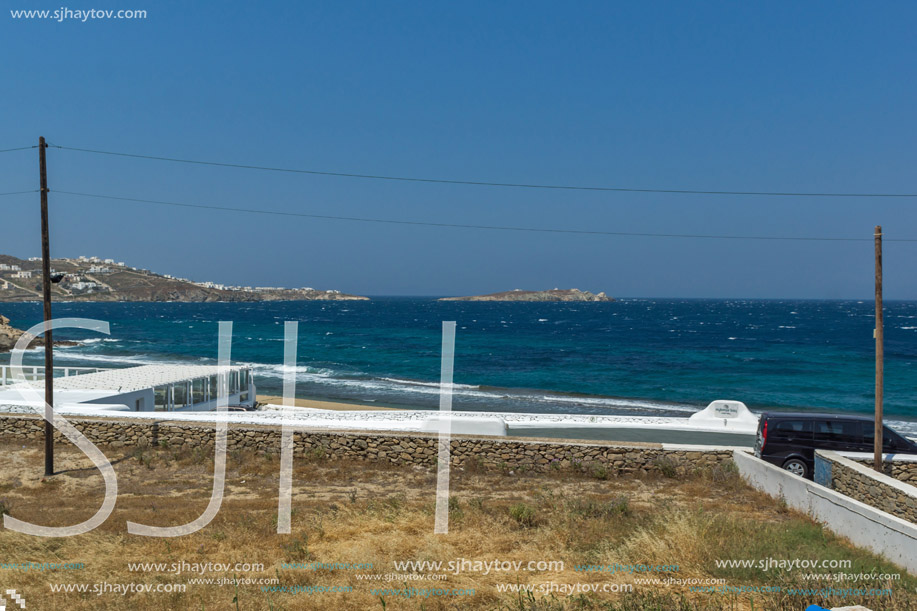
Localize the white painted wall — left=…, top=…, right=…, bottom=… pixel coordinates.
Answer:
left=87, top=389, right=154, bottom=412
left=733, top=449, right=917, bottom=575
left=420, top=415, right=507, bottom=436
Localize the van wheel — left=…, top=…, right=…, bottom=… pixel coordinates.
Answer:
left=782, top=458, right=808, bottom=478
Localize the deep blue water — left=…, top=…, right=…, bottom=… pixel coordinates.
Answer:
left=2, top=299, right=916, bottom=423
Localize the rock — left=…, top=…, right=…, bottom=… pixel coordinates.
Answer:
left=439, top=289, right=615, bottom=302
left=0, top=314, right=78, bottom=352
left=0, top=315, right=32, bottom=352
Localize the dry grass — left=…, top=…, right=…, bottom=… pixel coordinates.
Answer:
left=0, top=440, right=913, bottom=610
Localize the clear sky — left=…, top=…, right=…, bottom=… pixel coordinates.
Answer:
left=2, top=1, right=916, bottom=298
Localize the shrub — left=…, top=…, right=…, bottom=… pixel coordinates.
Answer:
left=652, top=456, right=678, bottom=478
left=307, top=445, right=326, bottom=461
left=448, top=496, right=463, bottom=519
left=281, top=535, right=311, bottom=561
left=567, top=496, right=630, bottom=519
left=509, top=503, right=537, bottom=528
left=710, top=460, right=742, bottom=488
left=590, top=462, right=609, bottom=480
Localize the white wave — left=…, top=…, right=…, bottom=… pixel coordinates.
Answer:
left=539, top=394, right=698, bottom=414
left=0, top=346, right=43, bottom=354
left=247, top=363, right=336, bottom=378
left=381, top=377, right=480, bottom=390
left=292, top=375, right=509, bottom=400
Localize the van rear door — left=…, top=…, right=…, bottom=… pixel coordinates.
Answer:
left=764, top=419, right=814, bottom=462
left=754, top=416, right=766, bottom=457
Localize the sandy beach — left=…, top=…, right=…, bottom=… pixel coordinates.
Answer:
left=256, top=394, right=401, bottom=411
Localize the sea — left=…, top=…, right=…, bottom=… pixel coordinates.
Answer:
left=1, top=298, right=916, bottom=432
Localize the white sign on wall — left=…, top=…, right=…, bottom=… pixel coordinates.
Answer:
left=713, top=401, right=740, bottom=419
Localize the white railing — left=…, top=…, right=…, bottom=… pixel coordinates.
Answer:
left=0, top=365, right=110, bottom=386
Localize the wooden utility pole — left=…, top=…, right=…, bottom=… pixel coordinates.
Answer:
left=39, top=136, right=54, bottom=477
left=874, top=225, right=883, bottom=473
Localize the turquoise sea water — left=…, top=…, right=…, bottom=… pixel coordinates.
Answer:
left=1, top=299, right=915, bottom=425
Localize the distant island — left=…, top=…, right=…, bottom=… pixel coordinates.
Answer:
left=0, top=255, right=368, bottom=303
left=439, top=288, right=614, bottom=302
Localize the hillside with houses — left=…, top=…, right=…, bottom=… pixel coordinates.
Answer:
left=0, top=255, right=368, bottom=302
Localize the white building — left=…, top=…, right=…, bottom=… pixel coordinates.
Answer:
left=70, top=282, right=102, bottom=292
left=88, top=266, right=112, bottom=274
left=0, top=281, right=9, bottom=290
left=12, top=271, right=32, bottom=279
left=0, top=264, right=10, bottom=271
left=0, top=364, right=256, bottom=412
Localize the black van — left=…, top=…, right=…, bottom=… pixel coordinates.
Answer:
left=754, top=412, right=917, bottom=478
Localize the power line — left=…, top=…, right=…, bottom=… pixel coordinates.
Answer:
left=52, top=189, right=917, bottom=242
left=0, top=190, right=38, bottom=197
left=0, top=146, right=36, bottom=154
left=50, top=144, right=917, bottom=198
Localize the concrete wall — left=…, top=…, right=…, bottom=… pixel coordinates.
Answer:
left=86, top=388, right=151, bottom=412
left=816, top=450, right=917, bottom=524
left=733, top=449, right=917, bottom=575
left=0, top=414, right=733, bottom=477
left=87, top=386, right=256, bottom=413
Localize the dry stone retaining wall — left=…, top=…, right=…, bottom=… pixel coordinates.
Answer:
left=847, top=457, right=917, bottom=485
left=0, top=414, right=733, bottom=477
left=817, top=451, right=917, bottom=524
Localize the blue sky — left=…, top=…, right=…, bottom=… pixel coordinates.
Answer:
left=1, top=1, right=915, bottom=298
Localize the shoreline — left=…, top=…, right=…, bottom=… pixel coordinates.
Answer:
left=255, top=394, right=403, bottom=412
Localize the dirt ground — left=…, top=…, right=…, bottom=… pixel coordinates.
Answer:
left=0, top=439, right=912, bottom=610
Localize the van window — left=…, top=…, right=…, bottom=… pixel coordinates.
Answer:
left=863, top=422, right=907, bottom=451
left=814, top=420, right=860, bottom=445
left=770, top=420, right=813, bottom=440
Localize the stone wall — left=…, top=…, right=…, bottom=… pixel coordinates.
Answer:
left=0, top=414, right=733, bottom=477
left=817, top=450, right=917, bottom=524
left=847, top=457, right=917, bottom=485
